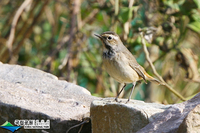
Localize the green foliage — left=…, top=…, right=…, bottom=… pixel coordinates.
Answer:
left=188, top=21, right=200, bottom=34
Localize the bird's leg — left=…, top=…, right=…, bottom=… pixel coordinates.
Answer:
left=125, top=82, right=136, bottom=104
left=114, top=84, right=126, bottom=102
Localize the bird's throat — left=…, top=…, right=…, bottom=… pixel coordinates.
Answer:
left=103, top=48, right=115, bottom=59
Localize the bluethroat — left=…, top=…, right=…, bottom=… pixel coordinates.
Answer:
left=94, top=31, right=162, bottom=103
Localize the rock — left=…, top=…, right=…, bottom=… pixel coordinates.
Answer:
left=137, top=93, right=200, bottom=133
left=90, top=93, right=200, bottom=133
left=1, top=63, right=200, bottom=133
left=90, top=99, right=170, bottom=133
left=177, top=104, right=200, bottom=133
left=0, top=63, right=98, bottom=133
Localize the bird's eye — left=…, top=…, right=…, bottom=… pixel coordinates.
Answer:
left=107, top=36, right=112, bottom=40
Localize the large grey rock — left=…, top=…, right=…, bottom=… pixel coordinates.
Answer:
left=90, top=99, right=170, bottom=133
left=1, top=62, right=200, bottom=133
left=177, top=104, right=200, bottom=133
left=138, top=93, right=200, bottom=133
left=0, top=63, right=98, bottom=133
left=91, top=93, right=200, bottom=133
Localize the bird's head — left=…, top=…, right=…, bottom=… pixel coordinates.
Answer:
left=94, top=31, right=123, bottom=52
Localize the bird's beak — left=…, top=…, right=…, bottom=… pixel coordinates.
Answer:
left=94, top=34, right=102, bottom=39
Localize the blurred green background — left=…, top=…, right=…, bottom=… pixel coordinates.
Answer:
left=0, top=0, right=200, bottom=104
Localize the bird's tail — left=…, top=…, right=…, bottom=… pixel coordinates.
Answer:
left=145, top=73, right=165, bottom=85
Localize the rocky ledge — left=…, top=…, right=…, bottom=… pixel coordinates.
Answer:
left=0, top=62, right=98, bottom=133
left=0, top=62, right=199, bottom=133
left=91, top=94, right=200, bottom=133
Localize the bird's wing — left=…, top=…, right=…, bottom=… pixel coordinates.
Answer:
left=130, top=63, right=147, bottom=83
left=122, top=48, right=147, bottom=83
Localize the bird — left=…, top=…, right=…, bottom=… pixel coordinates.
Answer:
left=94, top=31, right=162, bottom=103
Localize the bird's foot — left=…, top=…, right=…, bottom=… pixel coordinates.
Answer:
left=114, top=98, right=122, bottom=103
left=125, top=99, right=130, bottom=104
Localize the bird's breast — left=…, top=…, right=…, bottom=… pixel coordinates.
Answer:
left=103, top=52, right=139, bottom=83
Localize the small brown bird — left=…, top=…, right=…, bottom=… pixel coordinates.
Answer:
left=94, top=31, right=162, bottom=103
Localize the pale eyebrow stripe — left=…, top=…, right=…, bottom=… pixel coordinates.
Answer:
left=110, top=34, right=118, bottom=40
left=104, top=34, right=118, bottom=40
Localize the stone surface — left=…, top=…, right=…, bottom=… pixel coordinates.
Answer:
left=91, top=93, right=200, bottom=133
left=177, top=104, right=200, bottom=133
left=90, top=99, right=170, bottom=133
left=1, top=62, right=200, bottom=133
left=0, top=63, right=98, bottom=133
left=137, top=93, right=200, bottom=133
